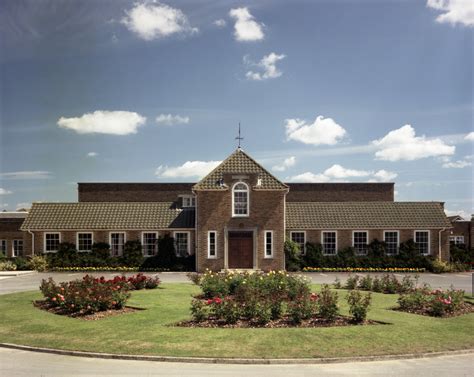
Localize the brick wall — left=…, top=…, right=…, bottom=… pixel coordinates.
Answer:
left=450, top=221, right=472, bottom=249
left=78, top=183, right=194, bottom=202
left=195, top=189, right=286, bottom=272
left=0, top=218, right=28, bottom=257
left=287, top=228, right=450, bottom=260
left=286, top=183, right=394, bottom=202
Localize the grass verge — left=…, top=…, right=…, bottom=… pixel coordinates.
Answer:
left=0, top=283, right=472, bottom=358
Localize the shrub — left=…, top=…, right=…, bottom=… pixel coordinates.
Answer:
left=91, top=242, right=111, bottom=261
left=380, top=274, right=400, bottom=293
left=122, top=240, right=144, bottom=267
left=28, top=255, right=48, bottom=272
left=431, top=260, right=452, bottom=273
left=0, top=261, right=16, bottom=271
left=358, top=275, right=373, bottom=290
left=12, top=257, right=29, bottom=270
left=157, top=234, right=177, bottom=268
left=344, top=275, right=359, bottom=290
left=347, top=290, right=372, bottom=323
left=39, top=276, right=131, bottom=315
left=252, top=302, right=272, bottom=326
left=190, top=299, right=208, bottom=322
left=450, top=244, right=473, bottom=265
left=371, top=277, right=383, bottom=292
left=333, top=277, right=342, bottom=289
left=284, top=240, right=302, bottom=271
left=317, top=284, right=339, bottom=321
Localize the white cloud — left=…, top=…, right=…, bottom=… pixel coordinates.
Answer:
left=58, top=111, right=146, bottom=135
left=16, top=202, right=31, bottom=210
left=372, top=125, right=455, bottom=161
left=285, top=116, right=347, bottom=146
left=229, top=7, right=264, bottom=41
left=289, top=164, right=397, bottom=183
left=465, top=131, right=474, bottom=141
left=87, top=152, right=98, bottom=157
left=245, top=52, right=286, bottom=81
left=214, top=19, right=226, bottom=27
left=155, top=160, right=221, bottom=178
left=0, top=188, right=12, bottom=195
left=445, top=209, right=471, bottom=220
left=122, top=2, right=198, bottom=40
left=155, top=114, right=190, bottom=126
left=0, top=171, right=52, bottom=180
left=272, top=156, right=296, bottom=172
left=0, top=203, right=8, bottom=209
left=427, top=0, right=474, bottom=27
left=442, top=159, right=472, bottom=168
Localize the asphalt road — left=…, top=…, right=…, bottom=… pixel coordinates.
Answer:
left=0, top=271, right=472, bottom=295
left=0, top=348, right=473, bottom=377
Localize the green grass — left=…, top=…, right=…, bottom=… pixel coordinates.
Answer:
left=0, top=283, right=473, bottom=358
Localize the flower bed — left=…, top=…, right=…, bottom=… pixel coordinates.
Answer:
left=396, top=287, right=474, bottom=317
left=304, top=267, right=426, bottom=273
left=36, top=274, right=160, bottom=317
left=51, top=266, right=169, bottom=272
left=182, top=270, right=375, bottom=327
left=335, top=273, right=419, bottom=294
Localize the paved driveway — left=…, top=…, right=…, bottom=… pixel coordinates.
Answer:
left=0, top=348, right=473, bottom=377
left=0, top=271, right=472, bottom=295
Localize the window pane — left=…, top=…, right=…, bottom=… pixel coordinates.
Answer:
left=13, top=240, right=23, bottom=257
left=175, top=233, right=189, bottom=257
left=353, top=232, right=368, bottom=255
left=415, top=231, right=429, bottom=255
left=233, top=183, right=248, bottom=216
left=322, top=232, right=337, bottom=255
left=111, top=233, right=125, bottom=256
left=0, top=240, right=6, bottom=256
left=384, top=231, right=399, bottom=255
left=78, top=233, right=93, bottom=252
left=291, top=232, right=305, bottom=254
left=208, top=232, right=216, bottom=257
left=142, top=233, right=158, bottom=256
left=45, top=234, right=60, bottom=252
left=265, top=231, right=273, bottom=257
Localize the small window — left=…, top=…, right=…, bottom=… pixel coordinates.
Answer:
left=182, top=195, right=196, bottom=208
left=265, top=231, right=273, bottom=258
left=77, top=233, right=93, bottom=252
left=322, top=231, right=337, bottom=255
left=12, top=240, right=23, bottom=257
left=384, top=231, right=399, bottom=255
left=174, top=232, right=190, bottom=257
left=142, top=232, right=158, bottom=257
left=110, top=232, right=126, bottom=257
left=232, top=182, right=249, bottom=217
left=415, top=231, right=430, bottom=255
left=0, top=240, right=6, bottom=257
left=207, top=231, right=217, bottom=258
left=44, top=233, right=60, bottom=253
left=290, top=231, right=306, bottom=254
left=353, top=231, right=368, bottom=255
left=449, top=235, right=465, bottom=245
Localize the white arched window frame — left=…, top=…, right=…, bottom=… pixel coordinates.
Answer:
left=232, top=182, right=249, bottom=217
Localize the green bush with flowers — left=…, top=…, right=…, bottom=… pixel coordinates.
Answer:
left=187, top=271, right=372, bottom=326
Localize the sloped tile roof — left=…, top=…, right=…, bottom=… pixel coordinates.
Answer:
left=20, top=202, right=195, bottom=230
left=286, top=202, right=451, bottom=229
left=193, top=149, right=288, bottom=190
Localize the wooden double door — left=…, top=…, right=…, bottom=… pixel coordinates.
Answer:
left=228, top=231, right=254, bottom=269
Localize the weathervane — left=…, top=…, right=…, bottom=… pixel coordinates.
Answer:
left=235, top=122, right=244, bottom=149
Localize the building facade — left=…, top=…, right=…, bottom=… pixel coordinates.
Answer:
left=2, top=149, right=453, bottom=271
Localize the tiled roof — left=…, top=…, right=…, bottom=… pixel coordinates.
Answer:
left=193, top=149, right=288, bottom=190
left=20, top=202, right=195, bottom=230
left=286, top=202, right=451, bottom=229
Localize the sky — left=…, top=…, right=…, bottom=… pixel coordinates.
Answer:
left=0, top=0, right=472, bottom=218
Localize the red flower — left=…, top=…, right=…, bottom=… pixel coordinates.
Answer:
left=206, top=299, right=213, bottom=305
left=213, top=297, right=222, bottom=304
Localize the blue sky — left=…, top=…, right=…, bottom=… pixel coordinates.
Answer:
left=0, top=0, right=472, bottom=218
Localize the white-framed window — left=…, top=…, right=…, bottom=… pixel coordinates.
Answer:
left=290, top=231, right=306, bottom=254
left=322, top=231, right=337, bottom=255
left=0, top=240, right=6, bottom=256
left=352, top=231, right=368, bottom=255
left=44, top=233, right=60, bottom=253
left=110, top=232, right=126, bottom=257
left=449, top=235, right=465, bottom=245
left=415, top=230, right=430, bottom=255
left=174, top=231, right=190, bottom=257
left=12, top=239, right=23, bottom=257
left=77, top=232, right=93, bottom=252
left=207, top=231, right=217, bottom=259
left=384, top=231, right=399, bottom=255
left=142, top=232, right=158, bottom=257
left=232, top=182, right=249, bottom=217
left=181, top=195, right=196, bottom=208
left=264, top=230, right=273, bottom=258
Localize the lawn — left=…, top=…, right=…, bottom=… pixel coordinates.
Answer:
left=0, top=283, right=473, bottom=358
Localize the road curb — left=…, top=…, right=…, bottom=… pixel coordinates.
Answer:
left=0, top=271, right=36, bottom=277
left=1, top=343, right=472, bottom=365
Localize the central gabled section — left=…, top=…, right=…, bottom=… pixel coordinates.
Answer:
left=193, top=148, right=288, bottom=272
